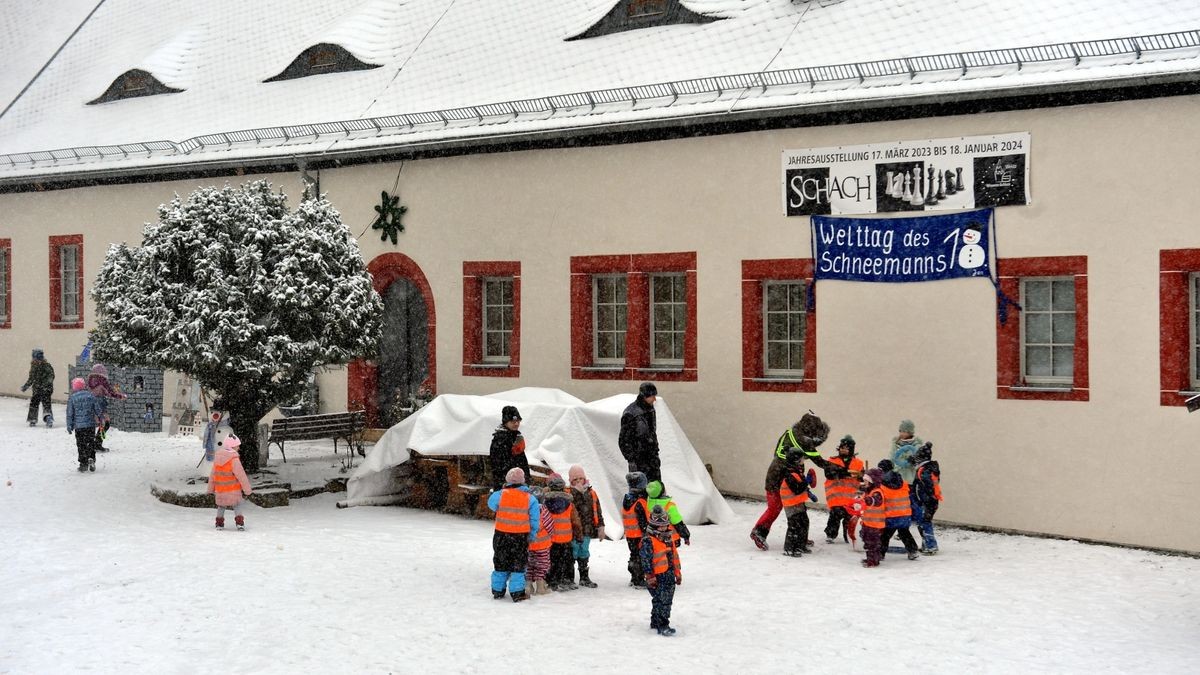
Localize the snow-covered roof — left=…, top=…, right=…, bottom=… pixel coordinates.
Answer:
left=1, top=0, right=1199, bottom=181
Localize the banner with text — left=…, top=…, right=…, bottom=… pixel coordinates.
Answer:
left=783, top=132, right=1029, bottom=215
left=812, top=209, right=993, bottom=283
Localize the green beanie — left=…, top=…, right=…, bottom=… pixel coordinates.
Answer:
left=898, top=419, right=915, bottom=434
left=646, top=480, right=664, bottom=499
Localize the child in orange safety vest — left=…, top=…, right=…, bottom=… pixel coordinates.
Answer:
left=206, top=430, right=253, bottom=531
left=487, top=467, right=539, bottom=602
left=622, top=471, right=651, bottom=587
left=526, top=486, right=554, bottom=596
left=859, top=468, right=886, bottom=567
left=877, top=459, right=920, bottom=562
left=779, top=448, right=819, bottom=557
left=822, top=435, right=865, bottom=544
left=543, top=472, right=582, bottom=592
left=640, top=505, right=682, bottom=636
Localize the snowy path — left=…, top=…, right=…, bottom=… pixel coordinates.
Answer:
left=1, top=396, right=1197, bottom=674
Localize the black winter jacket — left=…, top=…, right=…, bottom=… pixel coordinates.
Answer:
left=619, top=399, right=659, bottom=467
left=913, top=460, right=942, bottom=507
left=488, top=426, right=529, bottom=488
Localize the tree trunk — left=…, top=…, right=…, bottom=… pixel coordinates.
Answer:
left=224, top=392, right=272, bottom=474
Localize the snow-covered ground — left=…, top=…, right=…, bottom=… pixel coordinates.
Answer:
left=1, top=395, right=1198, bottom=674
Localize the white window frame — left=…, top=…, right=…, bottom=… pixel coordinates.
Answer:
left=592, top=274, right=627, bottom=365
left=763, top=280, right=806, bottom=378
left=481, top=276, right=513, bottom=363
left=1191, top=272, right=1200, bottom=390
left=1020, top=276, right=1074, bottom=386
left=59, top=244, right=80, bottom=322
left=649, top=273, right=686, bottom=366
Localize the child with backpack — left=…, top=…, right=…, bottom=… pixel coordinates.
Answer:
left=877, top=459, right=920, bottom=561
left=779, top=449, right=818, bottom=557
left=912, top=443, right=943, bottom=555
left=568, top=465, right=605, bottom=589
left=622, top=472, right=651, bottom=587
left=544, top=472, right=582, bottom=591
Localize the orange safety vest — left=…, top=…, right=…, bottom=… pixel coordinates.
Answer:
left=823, top=456, right=864, bottom=507
left=622, top=497, right=648, bottom=539
left=880, top=483, right=912, bottom=519
left=551, top=503, right=575, bottom=544
left=529, top=517, right=552, bottom=551
left=917, top=465, right=943, bottom=502
left=861, top=487, right=886, bottom=529
left=648, top=535, right=681, bottom=576
left=494, top=487, right=533, bottom=534
left=211, top=460, right=242, bottom=494
left=587, top=489, right=601, bottom=527
left=779, top=469, right=809, bottom=508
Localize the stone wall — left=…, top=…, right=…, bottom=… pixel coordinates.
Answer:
left=69, top=358, right=164, bottom=433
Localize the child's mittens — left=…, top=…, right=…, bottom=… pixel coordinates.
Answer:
left=645, top=574, right=657, bottom=590
left=596, top=526, right=605, bottom=541
left=675, top=573, right=682, bottom=585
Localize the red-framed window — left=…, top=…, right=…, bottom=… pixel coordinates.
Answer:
left=1159, top=249, right=1200, bottom=407
left=462, top=261, right=520, bottom=378
left=996, top=256, right=1088, bottom=401
left=570, top=252, right=697, bottom=382
left=49, top=234, right=84, bottom=330
left=0, top=239, right=11, bottom=329
left=741, top=259, right=816, bottom=393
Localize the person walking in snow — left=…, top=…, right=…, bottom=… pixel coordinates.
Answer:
left=543, top=472, right=582, bottom=591
left=750, top=411, right=830, bottom=551
left=912, top=442, right=943, bottom=555
left=65, top=377, right=101, bottom=472
left=525, top=487, right=554, bottom=596
left=487, top=467, right=538, bottom=602
left=877, top=459, right=920, bottom=561
left=622, top=471, right=651, bottom=588
left=619, top=382, right=662, bottom=481
left=859, top=468, right=886, bottom=568
left=641, top=505, right=682, bottom=636
left=890, top=419, right=924, bottom=484
left=779, top=448, right=818, bottom=557
left=823, top=435, right=865, bottom=544
left=568, top=464, right=605, bottom=589
left=489, top=405, right=529, bottom=489
left=22, top=348, right=55, bottom=427
left=207, top=430, right=253, bottom=530
left=87, top=364, right=127, bottom=452
left=645, top=479, right=691, bottom=548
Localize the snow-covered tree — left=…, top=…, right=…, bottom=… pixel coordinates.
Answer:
left=91, top=180, right=382, bottom=472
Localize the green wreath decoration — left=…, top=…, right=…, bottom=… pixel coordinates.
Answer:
left=371, top=190, right=408, bottom=245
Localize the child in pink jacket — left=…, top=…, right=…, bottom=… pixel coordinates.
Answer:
left=206, top=432, right=253, bottom=530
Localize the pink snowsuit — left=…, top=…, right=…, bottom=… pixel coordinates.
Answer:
left=207, top=447, right=253, bottom=506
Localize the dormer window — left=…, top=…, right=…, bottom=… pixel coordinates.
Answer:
left=264, top=43, right=381, bottom=82
left=87, top=69, right=182, bottom=105
left=567, top=0, right=721, bottom=41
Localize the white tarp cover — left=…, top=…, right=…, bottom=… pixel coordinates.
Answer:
left=347, top=387, right=734, bottom=531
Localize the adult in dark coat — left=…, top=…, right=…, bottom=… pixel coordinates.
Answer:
left=619, top=382, right=661, bottom=481
left=489, top=405, right=529, bottom=489
left=21, top=348, right=55, bottom=427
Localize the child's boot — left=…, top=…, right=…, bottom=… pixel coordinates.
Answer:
left=577, top=560, right=597, bottom=588
left=511, top=589, right=528, bottom=603
left=215, top=517, right=225, bottom=529
left=235, top=515, right=245, bottom=531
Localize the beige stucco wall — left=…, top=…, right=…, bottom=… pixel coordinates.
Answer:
left=2, top=95, right=1198, bottom=551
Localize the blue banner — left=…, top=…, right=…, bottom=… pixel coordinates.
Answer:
left=812, top=208, right=992, bottom=283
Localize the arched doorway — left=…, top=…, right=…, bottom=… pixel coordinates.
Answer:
left=348, top=253, right=436, bottom=428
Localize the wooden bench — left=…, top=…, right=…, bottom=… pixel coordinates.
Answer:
left=267, top=410, right=367, bottom=467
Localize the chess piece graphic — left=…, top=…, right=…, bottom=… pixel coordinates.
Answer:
left=936, top=170, right=946, bottom=200
left=885, top=170, right=896, bottom=198
left=925, top=166, right=939, bottom=206
left=911, top=167, right=925, bottom=206
left=901, top=173, right=913, bottom=202
left=944, top=169, right=957, bottom=195
left=954, top=167, right=965, bottom=193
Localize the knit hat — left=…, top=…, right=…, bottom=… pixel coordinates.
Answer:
left=898, top=419, right=916, bottom=434
left=878, top=459, right=895, bottom=473
left=649, top=504, right=670, bottom=528
left=547, top=472, right=566, bottom=490
left=625, top=471, right=648, bottom=491
left=639, top=381, right=658, bottom=399
left=838, top=435, right=856, bottom=452
left=505, top=467, right=526, bottom=485
left=71, top=377, right=86, bottom=392
left=32, top=348, right=44, bottom=360
left=90, top=364, right=108, bottom=377
left=913, top=442, right=933, bottom=463
left=501, top=405, right=522, bottom=424
left=568, top=465, right=587, bottom=483
left=864, top=468, right=884, bottom=485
